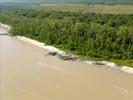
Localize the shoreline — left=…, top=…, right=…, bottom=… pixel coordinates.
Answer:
left=15, top=36, right=133, bottom=74
left=0, top=23, right=11, bottom=31
left=1, top=23, right=133, bottom=74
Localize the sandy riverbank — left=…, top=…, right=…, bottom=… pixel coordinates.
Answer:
left=14, top=32, right=133, bottom=74
left=0, top=23, right=11, bottom=31
left=1, top=23, right=133, bottom=74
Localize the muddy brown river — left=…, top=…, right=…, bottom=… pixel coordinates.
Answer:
left=0, top=27, right=133, bottom=100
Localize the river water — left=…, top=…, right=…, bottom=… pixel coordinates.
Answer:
left=0, top=27, right=133, bottom=100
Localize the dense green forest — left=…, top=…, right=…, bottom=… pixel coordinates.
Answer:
left=0, top=8, right=133, bottom=65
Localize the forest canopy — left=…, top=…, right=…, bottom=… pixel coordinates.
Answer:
left=0, top=8, right=133, bottom=61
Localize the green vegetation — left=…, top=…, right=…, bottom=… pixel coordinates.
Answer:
left=0, top=4, right=133, bottom=67
left=28, top=4, right=133, bottom=14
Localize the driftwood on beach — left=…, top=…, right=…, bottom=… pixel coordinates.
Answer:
left=48, top=51, right=57, bottom=56
left=48, top=51, right=79, bottom=61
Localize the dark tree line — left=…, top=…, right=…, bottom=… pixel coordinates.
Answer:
left=0, top=9, right=133, bottom=60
